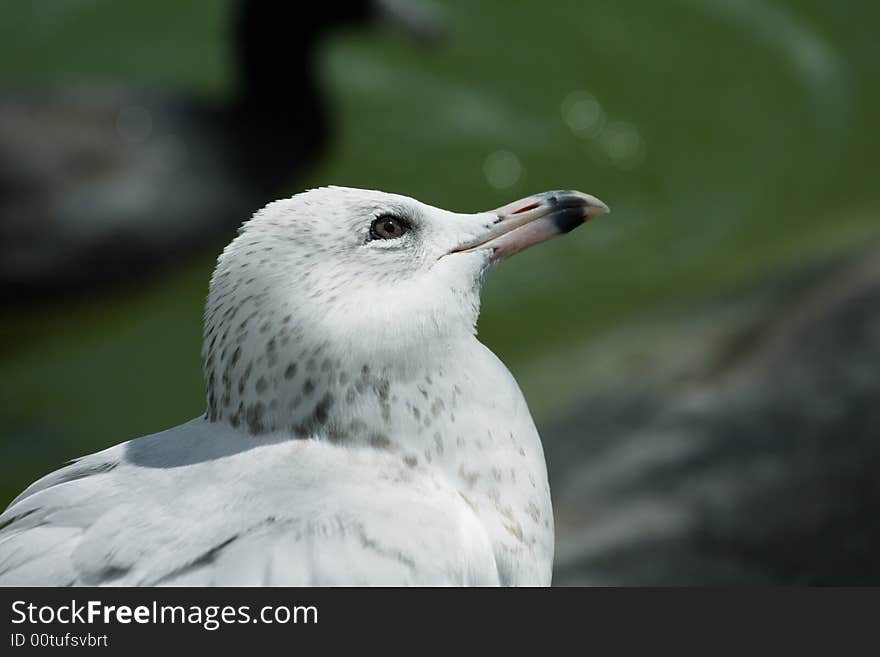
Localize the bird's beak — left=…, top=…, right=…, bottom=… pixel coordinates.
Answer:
left=451, top=190, right=610, bottom=261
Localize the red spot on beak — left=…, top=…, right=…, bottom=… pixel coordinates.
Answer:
left=511, top=201, right=541, bottom=215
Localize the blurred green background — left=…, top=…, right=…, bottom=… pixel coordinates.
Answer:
left=1, top=0, right=878, bottom=507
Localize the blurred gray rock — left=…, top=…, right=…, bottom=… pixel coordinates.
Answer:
left=548, top=249, right=880, bottom=585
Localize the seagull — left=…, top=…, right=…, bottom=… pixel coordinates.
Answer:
left=0, top=186, right=609, bottom=586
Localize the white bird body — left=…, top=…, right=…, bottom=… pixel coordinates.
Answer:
left=0, top=186, right=608, bottom=586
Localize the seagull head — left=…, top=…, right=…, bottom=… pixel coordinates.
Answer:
left=203, top=186, right=608, bottom=435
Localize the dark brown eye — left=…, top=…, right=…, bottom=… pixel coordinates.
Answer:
left=369, top=215, right=409, bottom=240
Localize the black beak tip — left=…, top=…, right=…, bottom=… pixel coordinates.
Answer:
left=542, top=191, right=609, bottom=233
left=553, top=206, right=590, bottom=234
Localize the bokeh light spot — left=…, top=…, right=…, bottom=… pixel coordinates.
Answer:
left=561, top=90, right=605, bottom=138
left=483, top=149, right=523, bottom=189
left=600, top=120, right=645, bottom=170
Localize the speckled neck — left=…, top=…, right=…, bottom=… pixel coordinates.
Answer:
left=201, top=272, right=469, bottom=453
left=197, top=185, right=555, bottom=584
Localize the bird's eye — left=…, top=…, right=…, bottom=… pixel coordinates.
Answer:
left=369, top=215, right=409, bottom=240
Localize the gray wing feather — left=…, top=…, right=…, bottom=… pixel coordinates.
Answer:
left=0, top=423, right=498, bottom=586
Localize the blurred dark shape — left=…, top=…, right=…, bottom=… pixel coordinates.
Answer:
left=0, top=0, right=442, bottom=303
left=549, top=250, right=880, bottom=585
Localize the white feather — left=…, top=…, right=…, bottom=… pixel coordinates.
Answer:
left=1, top=187, right=555, bottom=586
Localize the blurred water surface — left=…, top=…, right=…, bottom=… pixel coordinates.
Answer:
left=1, top=0, right=878, bottom=507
